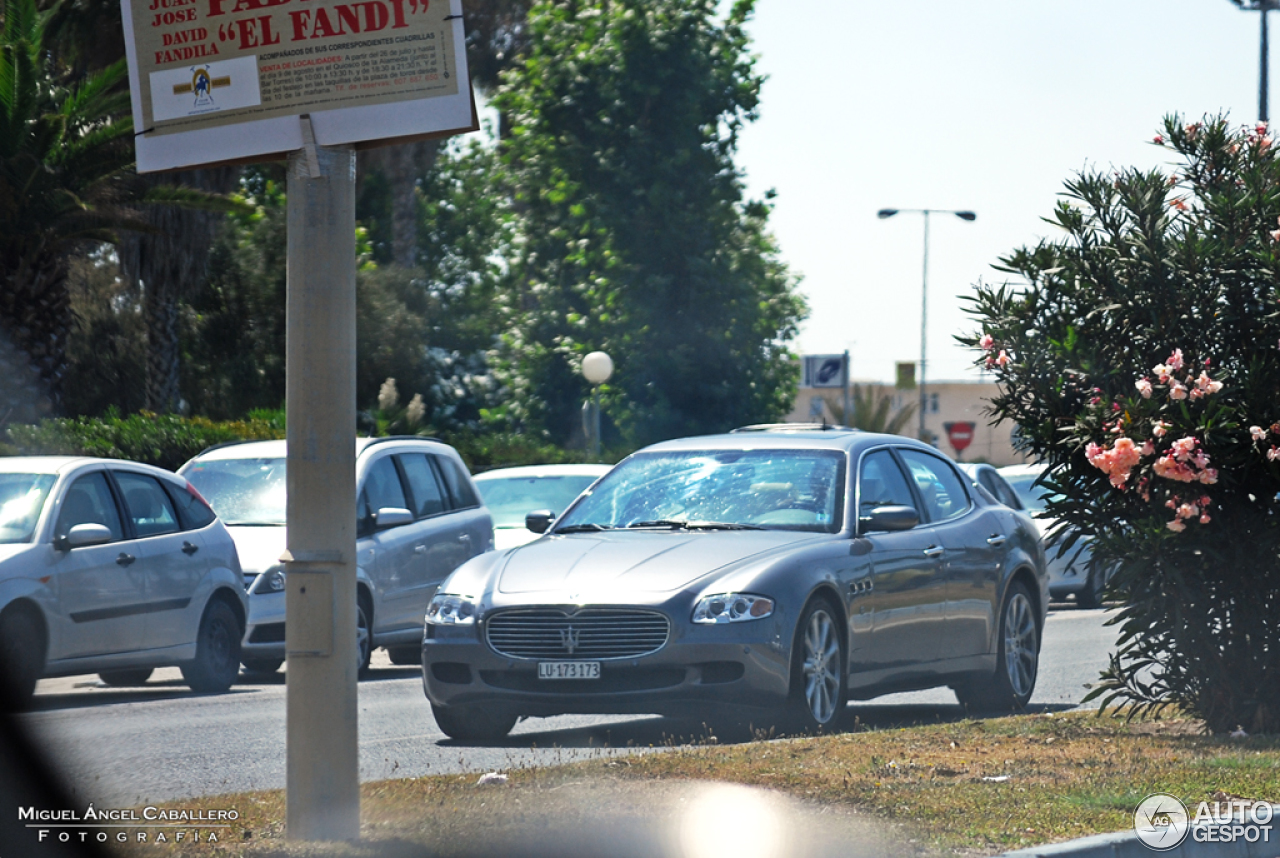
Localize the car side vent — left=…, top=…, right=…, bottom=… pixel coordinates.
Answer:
left=485, top=609, right=670, bottom=660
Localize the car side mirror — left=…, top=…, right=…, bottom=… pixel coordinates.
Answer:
left=525, top=510, right=556, bottom=534
left=859, top=505, right=920, bottom=533
left=57, top=523, right=113, bottom=551
left=375, top=507, right=414, bottom=529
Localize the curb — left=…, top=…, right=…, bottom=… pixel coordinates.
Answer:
left=1002, top=809, right=1280, bottom=858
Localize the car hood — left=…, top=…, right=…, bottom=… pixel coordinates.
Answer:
left=493, top=526, right=539, bottom=551
left=225, top=525, right=287, bottom=574
left=495, top=529, right=823, bottom=595
left=0, top=543, right=38, bottom=568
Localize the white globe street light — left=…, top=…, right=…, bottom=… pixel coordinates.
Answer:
left=581, top=351, right=613, bottom=458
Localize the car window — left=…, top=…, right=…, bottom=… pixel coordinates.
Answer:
left=899, top=450, right=971, bottom=523
left=981, top=471, right=1022, bottom=509
left=55, top=472, right=123, bottom=543
left=362, top=456, right=408, bottom=513
left=435, top=456, right=480, bottom=509
left=183, top=457, right=286, bottom=526
left=115, top=472, right=181, bottom=538
left=558, top=449, right=844, bottom=533
left=477, top=475, right=601, bottom=528
left=0, top=473, right=55, bottom=544
left=165, top=480, right=218, bottom=529
left=858, top=450, right=917, bottom=515
left=398, top=453, right=447, bottom=518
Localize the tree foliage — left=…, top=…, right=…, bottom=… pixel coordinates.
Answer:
left=964, top=115, right=1280, bottom=732
left=823, top=386, right=917, bottom=435
left=491, top=0, right=805, bottom=448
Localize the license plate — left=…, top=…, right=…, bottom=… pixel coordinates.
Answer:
left=538, top=661, right=600, bottom=680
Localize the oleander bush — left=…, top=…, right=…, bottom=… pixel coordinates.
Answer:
left=964, top=115, right=1280, bottom=733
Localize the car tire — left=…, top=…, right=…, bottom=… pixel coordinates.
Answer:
left=181, top=599, right=242, bottom=694
left=357, top=599, right=372, bottom=678
left=1075, top=566, right=1106, bottom=610
left=0, top=607, right=44, bottom=711
left=242, top=658, right=283, bottom=676
left=430, top=703, right=517, bottom=742
left=387, top=646, right=420, bottom=666
left=954, top=580, right=1039, bottom=712
left=98, top=669, right=154, bottom=687
left=780, top=598, right=847, bottom=734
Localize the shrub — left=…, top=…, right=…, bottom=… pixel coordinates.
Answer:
left=964, top=115, right=1280, bottom=733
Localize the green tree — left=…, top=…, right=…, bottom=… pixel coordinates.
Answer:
left=964, top=115, right=1280, bottom=732
left=823, top=386, right=917, bottom=435
left=491, top=0, right=805, bottom=448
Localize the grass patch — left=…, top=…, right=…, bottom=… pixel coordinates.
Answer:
left=117, top=710, right=1280, bottom=857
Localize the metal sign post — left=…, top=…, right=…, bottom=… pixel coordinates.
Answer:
left=282, top=136, right=358, bottom=842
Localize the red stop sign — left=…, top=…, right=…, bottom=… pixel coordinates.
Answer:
left=945, top=421, right=976, bottom=453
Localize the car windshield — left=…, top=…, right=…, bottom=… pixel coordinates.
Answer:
left=1003, top=472, right=1063, bottom=515
left=183, top=458, right=286, bottom=526
left=556, top=449, right=845, bottom=533
left=477, top=475, right=601, bottom=528
left=0, top=474, right=55, bottom=543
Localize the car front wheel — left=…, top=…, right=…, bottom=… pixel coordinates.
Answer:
left=430, top=703, right=517, bottom=742
left=954, top=581, right=1039, bottom=712
left=181, top=599, right=242, bottom=693
left=0, top=607, right=44, bottom=711
left=782, top=598, right=846, bottom=733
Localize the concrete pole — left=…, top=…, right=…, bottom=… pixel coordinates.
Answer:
left=284, top=138, right=359, bottom=842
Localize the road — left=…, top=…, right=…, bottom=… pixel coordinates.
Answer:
left=16, top=606, right=1119, bottom=807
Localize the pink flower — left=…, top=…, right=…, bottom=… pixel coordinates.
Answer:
left=1251, top=426, right=1267, bottom=441
left=1269, top=446, right=1280, bottom=462
left=1167, top=519, right=1186, bottom=533
left=1198, top=468, right=1219, bottom=485
left=1194, top=372, right=1222, bottom=395
left=1271, top=228, right=1280, bottom=243
left=1169, top=198, right=1188, bottom=211
left=996, top=350, right=1011, bottom=368
left=1136, top=378, right=1153, bottom=399
left=979, top=334, right=995, bottom=351
left=1199, top=513, right=1211, bottom=525
left=1141, top=440, right=1156, bottom=456
left=1152, top=363, right=1172, bottom=383
left=1153, top=134, right=1165, bottom=145
left=1152, top=420, right=1170, bottom=438
left=1171, top=437, right=1198, bottom=461
left=1177, top=503, right=1199, bottom=520
left=1258, top=123, right=1269, bottom=135
left=1168, top=379, right=1188, bottom=400
left=1166, top=349, right=1184, bottom=371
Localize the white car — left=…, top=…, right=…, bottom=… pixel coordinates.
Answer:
left=0, top=457, right=246, bottom=710
left=180, top=437, right=493, bottom=675
left=473, top=464, right=612, bottom=550
left=997, top=463, right=1111, bottom=608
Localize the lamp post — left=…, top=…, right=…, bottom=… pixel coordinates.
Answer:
left=1231, top=0, right=1279, bottom=122
left=581, top=351, right=613, bottom=460
left=876, top=208, right=977, bottom=444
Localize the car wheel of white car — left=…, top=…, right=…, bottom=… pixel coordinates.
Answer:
left=181, top=599, right=241, bottom=694
left=0, top=606, right=43, bottom=711
left=954, top=581, right=1039, bottom=712
left=431, top=703, right=518, bottom=742
left=782, top=598, right=846, bottom=733
left=99, top=669, right=154, bottom=687
left=356, top=600, right=372, bottom=678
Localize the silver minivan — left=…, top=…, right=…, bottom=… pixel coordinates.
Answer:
left=180, top=438, right=494, bottom=675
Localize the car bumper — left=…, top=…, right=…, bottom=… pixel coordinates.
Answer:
left=241, top=590, right=286, bottom=659
left=421, top=619, right=792, bottom=718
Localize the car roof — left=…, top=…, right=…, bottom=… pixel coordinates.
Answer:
left=188, top=436, right=455, bottom=462
left=996, top=463, right=1047, bottom=478
left=639, top=429, right=936, bottom=455
left=0, top=456, right=175, bottom=478
left=474, top=464, right=613, bottom=481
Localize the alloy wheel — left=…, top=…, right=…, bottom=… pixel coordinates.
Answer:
left=1002, top=592, right=1038, bottom=699
left=802, top=608, right=841, bottom=724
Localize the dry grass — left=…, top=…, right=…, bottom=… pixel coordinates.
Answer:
left=119, top=710, right=1280, bottom=858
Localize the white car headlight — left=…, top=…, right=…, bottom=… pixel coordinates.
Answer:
left=426, top=593, right=477, bottom=625
left=253, top=565, right=286, bottom=594
left=692, top=593, right=774, bottom=624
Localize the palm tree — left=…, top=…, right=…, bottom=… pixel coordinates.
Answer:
left=824, top=385, right=917, bottom=435
left=0, top=0, right=217, bottom=418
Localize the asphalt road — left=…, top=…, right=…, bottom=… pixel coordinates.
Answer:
left=16, top=605, right=1120, bottom=808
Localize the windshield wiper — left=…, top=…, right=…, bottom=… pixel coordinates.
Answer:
left=554, top=523, right=613, bottom=533
left=626, top=520, right=763, bottom=531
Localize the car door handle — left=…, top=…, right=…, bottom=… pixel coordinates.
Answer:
left=986, top=535, right=1008, bottom=547
left=414, top=545, right=427, bottom=555
left=182, top=541, right=199, bottom=555
left=116, top=553, right=136, bottom=567
left=458, top=534, right=471, bottom=542
left=922, top=545, right=945, bottom=558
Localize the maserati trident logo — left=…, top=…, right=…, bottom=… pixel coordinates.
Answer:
left=559, top=626, right=581, bottom=655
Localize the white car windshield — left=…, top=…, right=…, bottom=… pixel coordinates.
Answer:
left=556, top=449, right=845, bottom=533
left=1003, top=473, right=1062, bottom=515
left=477, top=475, right=600, bottom=528
left=0, top=474, right=55, bottom=543
left=183, top=458, right=286, bottom=526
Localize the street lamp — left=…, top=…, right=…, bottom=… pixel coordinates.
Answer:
left=876, top=208, right=977, bottom=444
left=1231, top=0, right=1279, bottom=122
left=581, top=351, right=613, bottom=460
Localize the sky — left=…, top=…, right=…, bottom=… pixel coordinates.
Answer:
left=731, top=0, right=1270, bottom=383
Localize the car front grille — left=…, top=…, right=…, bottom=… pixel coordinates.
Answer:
left=485, top=608, right=670, bottom=660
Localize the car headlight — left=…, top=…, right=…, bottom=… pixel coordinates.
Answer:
left=426, top=593, right=477, bottom=625
left=253, top=565, right=286, bottom=594
left=692, top=593, right=774, bottom=624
